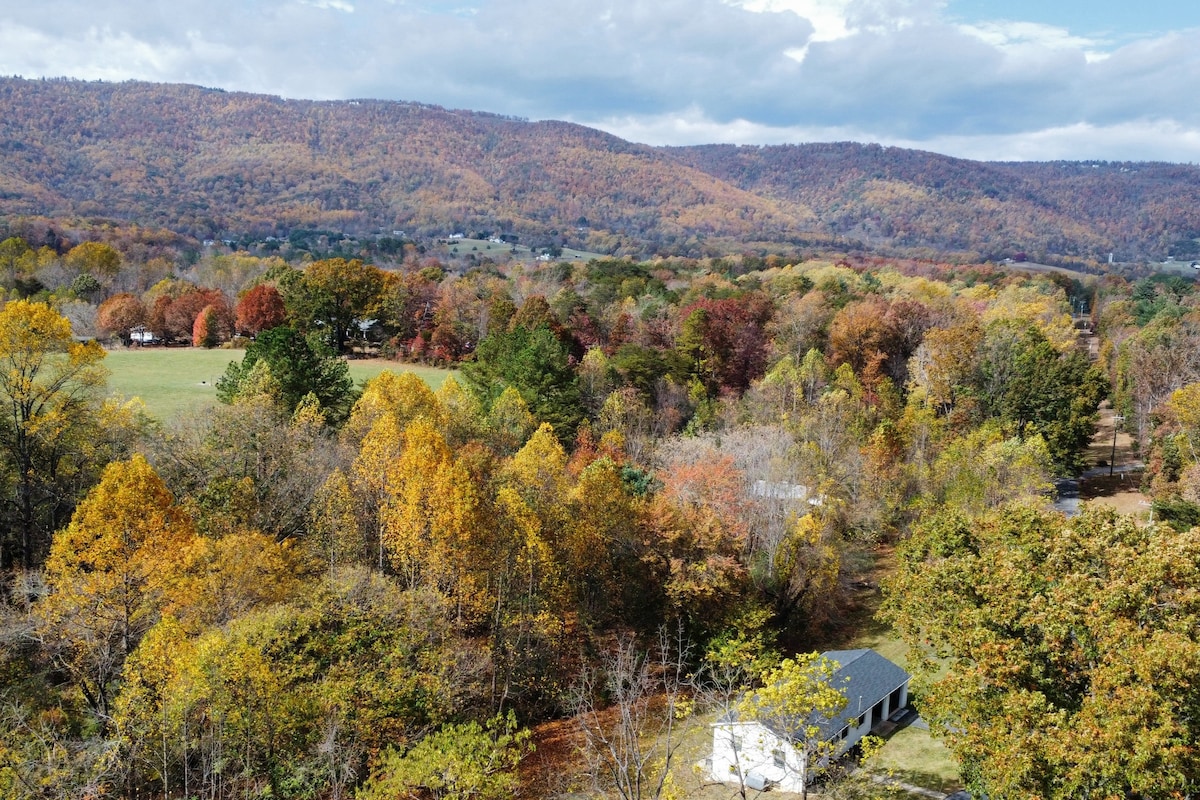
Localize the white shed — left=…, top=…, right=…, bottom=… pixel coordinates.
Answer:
left=709, top=649, right=910, bottom=793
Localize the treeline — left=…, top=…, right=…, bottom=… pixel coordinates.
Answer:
left=1099, top=273, right=1200, bottom=528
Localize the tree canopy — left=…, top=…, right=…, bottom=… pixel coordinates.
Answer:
left=883, top=504, right=1200, bottom=799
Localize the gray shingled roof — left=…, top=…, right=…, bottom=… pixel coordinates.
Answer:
left=738, top=649, right=909, bottom=742
left=818, top=649, right=910, bottom=739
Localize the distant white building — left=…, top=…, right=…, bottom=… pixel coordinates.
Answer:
left=709, top=650, right=910, bottom=793
left=129, top=326, right=158, bottom=345
left=751, top=479, right=823, bottom=507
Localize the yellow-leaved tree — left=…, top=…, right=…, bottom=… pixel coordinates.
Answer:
left=380, top=419, right=489, bottom=619
left=35, top=454, right=200, bottom=721
left=0, top=299, right=108, bottom=569
left=342, top=370, right=445, bottom=446
left=738, top=654, right=848, bottom=800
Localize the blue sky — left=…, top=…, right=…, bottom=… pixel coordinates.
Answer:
left=950, top=0, right=1200, bottom=39
left=1, top=0, right=1198, bottom=162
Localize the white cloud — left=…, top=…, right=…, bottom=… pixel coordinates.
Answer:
left=589, top=110, right=1200, bottom=164
left=726, top=0, right=852, bottom=41
left=958, top=20, right=1110, bottom=62
left=300, top=0, right=356, bottom=11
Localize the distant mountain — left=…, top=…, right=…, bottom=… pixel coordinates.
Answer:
left=668, top=142, right=1200, bottom=262
left=0, top=77, right=817, bottom=256
left=2, top=77, right=1199, bottom=262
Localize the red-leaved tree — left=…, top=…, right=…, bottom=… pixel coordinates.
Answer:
left=235, top=284, right=287, bottom=336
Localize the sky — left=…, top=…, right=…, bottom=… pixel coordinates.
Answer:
left=1, top=0, right=1199, bottom=162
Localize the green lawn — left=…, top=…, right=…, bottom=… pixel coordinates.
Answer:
left=832, top=549, right=962, bottom=795
left=870, top=726, right=962, bottom=794
left=103, top=347, right=452, bottom=422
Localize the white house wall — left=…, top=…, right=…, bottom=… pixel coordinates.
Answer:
left=710, top=722, right=809, bottom=794
left=709, top=680, right=909, bottom=791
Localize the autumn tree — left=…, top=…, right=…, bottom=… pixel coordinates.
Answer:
left=676, top=293, right=774, bottom=396
left=883, top=504, right=1200, bottom=799
left=63, top=241, right=121, bottom=281
left=736, top=654, right=849, bottom=800
left=828, top=296, right=897, bottom=390
left=342, top=370, right=445, bottom=446
left=1143, top=381, right=1200, bottom=527
left=302, top=258, right=385, bottom=353
left=436, top=374, right=485, bottom=448
left=358, top=712, right=532, bottom=800
left=648, top=449, right=750, bottom=632
left=378, top=419, right=487, bottom=618
left=0, top=300, right=109, bottom=570
left=907, top=320, right=982, bottom=415
left=34, top=455, right=199, bottom=721
left=112, top=570, right=466, bottom=799
left=234, top=283, right=287, bottom=336
left=97, top=292, right=148, bottom=346
left=1115, top=317, right=1200, bottom=448
left=0, top=235, right=34, bottom=290
left=191, top=304, right=223, bottom=347
left=150, top=388, right=340, bottom=541
left=153, top=286, right=231, bottom=343
left=564, top=456, right=651, bottom=626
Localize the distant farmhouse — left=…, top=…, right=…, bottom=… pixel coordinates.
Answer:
left=709, top=649, right=910, bottom=793
left=129, top=325, right=158, bottom=345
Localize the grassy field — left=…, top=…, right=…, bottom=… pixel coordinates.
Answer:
left=442, top=237, right=609, bottom=263
left=103, top=347, right=452, bottom=422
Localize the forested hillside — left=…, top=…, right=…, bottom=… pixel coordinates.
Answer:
left=669, top=142, right=1200, bottom=262
left=0, top=78, right=817, bottom=254
left=3, top=77, right=1200, bottom=262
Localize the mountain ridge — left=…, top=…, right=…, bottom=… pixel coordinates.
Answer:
left=2, top=76, right=1198, bottom=262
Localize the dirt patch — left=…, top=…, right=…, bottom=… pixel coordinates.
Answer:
left=1079, top=400, right=1150, bottom=518
left=1080, top=473, right=1152, bottom=517
left=522, top=717, right=585, bottom=798
left=1085, top=401, right=1138, bottom=472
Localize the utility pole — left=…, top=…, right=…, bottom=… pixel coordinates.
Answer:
left=1110, top=414, right=1125, bottom=477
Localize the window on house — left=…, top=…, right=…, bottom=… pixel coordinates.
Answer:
left=772, top=748, right=785, bottom=767
left=733, top=734, right=743, bottom=753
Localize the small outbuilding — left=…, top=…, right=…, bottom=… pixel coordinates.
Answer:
left=129, top=325, right=158, bottom=345
left=709, top=649, right=910, bottom=793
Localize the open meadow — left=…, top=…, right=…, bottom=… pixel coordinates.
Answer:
left=103, top=347, right=452, bottom=422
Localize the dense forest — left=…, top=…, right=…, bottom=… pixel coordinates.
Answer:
left=4, top=211, right=1200, bottom=799
left=3, top=77, right=1200, bottom=262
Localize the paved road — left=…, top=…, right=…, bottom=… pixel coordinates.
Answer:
left=1053, top=478, right=1080, bottom=516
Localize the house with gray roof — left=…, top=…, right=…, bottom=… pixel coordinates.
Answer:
left=708, top=649, right=910, bottom=793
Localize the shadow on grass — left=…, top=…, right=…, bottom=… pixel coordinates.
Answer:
left=883, top=768, right=960, bottom=794
left=1079, top=470, right=1143, bottom=500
